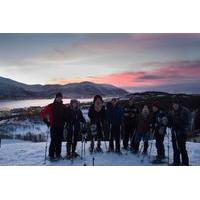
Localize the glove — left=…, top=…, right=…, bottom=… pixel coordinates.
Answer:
left=43, top=118, right=50, bottom=128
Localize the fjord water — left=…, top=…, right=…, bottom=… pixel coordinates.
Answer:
left=0, top=98, right=93, bottom=110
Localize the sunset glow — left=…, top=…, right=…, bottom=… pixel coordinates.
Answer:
left=0, top=33, right=200, bottom=93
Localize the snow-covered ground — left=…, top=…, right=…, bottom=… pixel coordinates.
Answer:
left=0, top=108, right=89, bottom=140
left=0, top=138, right=199, bottom=166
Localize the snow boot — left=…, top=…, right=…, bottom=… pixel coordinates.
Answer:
left=56, top=155, right=64, bottom=160
left=95, top=146, right=103, bottom=153
left=89, top=146, right=94, bottom=154
left=65, top=153, right=71, bottom=160
left=48, top=156, right=58, bottom=162
left=72, top=152, right=80, bottom=158
left=115, top=149, right=122, bottom=155
left=107, top=147, right=114, bottom=153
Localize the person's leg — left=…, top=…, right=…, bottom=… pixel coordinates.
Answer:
left=134, top=132, right=141, bottom=153
left=171, top=131, right=180, bottom=165
left=178, top=134, right=189, bottom=166
left=160, top=134, right=165, bottom=158
left=114, top=125, right=121, bottom=152
left=155, top=132, right=165, bottom=159
left=143, top=133, right=149, bottom=154
left=97, top=127, right=102, bottom=149
left=49, top=128, right=56, bottom=158
left=123, top=123, right=129, bottom=149
left=55, top=127, right=63, bottom=157
left=72, top=132, right=78, bottom=153
left=109, top=126, right=114, bottom=151
left=66, top=129, right=72, bottom=156
left=130, top=127, right=136, bottom=150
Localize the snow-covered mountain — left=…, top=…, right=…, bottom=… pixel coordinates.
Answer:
left=0, top=76, right=128, bottom=99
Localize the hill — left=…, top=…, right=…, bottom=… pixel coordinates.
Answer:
left=0, top=76, right=128, bottom=99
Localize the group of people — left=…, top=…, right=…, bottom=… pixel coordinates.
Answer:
left=41, top=92, right=190, bottom=166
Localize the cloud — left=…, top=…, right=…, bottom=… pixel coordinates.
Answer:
left=47, top=60, right=200, bottom=92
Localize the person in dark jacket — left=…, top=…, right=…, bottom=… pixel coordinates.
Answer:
left=66, top=99, right=86, bottom=159
left=40, top=92, right=66, bottom=161
left=170, top=100, right=190, bottom=166
left=106, top=98, right=123, bottom=153
left=134, top=105, right=151, bottom=154
left=88, top=95, right=106, bottom=153
left=123, top=97, right=139, bottom=150
left=151, top=101, right=168, bottom=162
left=194, top=108, right=200, bottom=130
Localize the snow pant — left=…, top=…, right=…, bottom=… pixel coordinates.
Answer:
left=109, top=125, right=121, bottom=151
left=155, top=130, right=165, bottom=158
left=123, top=122, right=136, bottom=149
left=66, top=130, right=79, bottom=154
left=172, top=131, right=189, bottom=166
left=134, top=132, right=149, bottom=153
left=90, top=128, right=102, bottom=150
left=49, top=126, right=63, bottom=158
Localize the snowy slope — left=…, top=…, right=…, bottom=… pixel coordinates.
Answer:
left=0, top=139, right=199, bottom=166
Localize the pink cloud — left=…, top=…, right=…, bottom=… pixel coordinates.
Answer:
left=47, top=60, right=200, bottom=89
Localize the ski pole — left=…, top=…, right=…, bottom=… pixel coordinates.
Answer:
left=44, top=128, right=50, bottom=164
left=0, top=137, right=1, bottom=148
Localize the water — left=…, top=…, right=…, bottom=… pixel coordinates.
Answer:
left=0, top=98, right=93, bottom=110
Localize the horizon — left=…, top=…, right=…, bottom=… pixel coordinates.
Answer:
left=1, top=33, right=200, bottom=93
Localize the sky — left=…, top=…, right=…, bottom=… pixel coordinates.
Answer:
left=0, top=33, right=200, bottom=93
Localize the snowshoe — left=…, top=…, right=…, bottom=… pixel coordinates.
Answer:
left=142, top=151, right=148, bottom=155
left=48, top=156, right=59, bottom=162
left=169, top=162, right=180, bottom=166
left=95, top=147, right=103, bottom=153
left=115, top=150, right=122, bottom=155
left=132, top=150, right=138, bottom=155
left=72, top=152, right=80, bottom=158
left=89, top=147, right=94, bottom=154
left=56, top=155, right=64, bottom=160
left=107, top=148, right=114, bottom=153
left=65, top=153, right=71, bottom=160
left=151, top=159, right=164, bottom=164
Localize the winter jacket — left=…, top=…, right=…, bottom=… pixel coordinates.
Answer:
left=151, top=110, right=168, bottom=128
left=88, top=104, right=106, bottom=125
left=67, top=106, right=86, bottom=134
left=170, top=106, right=190, bottom=133
left=40, top=101, right=66, bottom=128
left=123, top=103, right=139, bottom=128
left=106, top=103, right=123, bottom=127
left=136, top=113, right=151, bottom=134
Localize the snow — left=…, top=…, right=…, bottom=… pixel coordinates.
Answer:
left=0, top=138, right=199, bottom=166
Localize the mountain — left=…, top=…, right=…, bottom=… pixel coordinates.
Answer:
left=0, top=76, right=128, bottom=99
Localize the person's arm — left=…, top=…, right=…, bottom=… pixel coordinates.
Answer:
left=79, top=110, right=86, bottom=123
left=40, top=104, right=52, bottom=127
left=119, top=107, right=124, bottom=124
left=88, top=105, right=94, bottom=120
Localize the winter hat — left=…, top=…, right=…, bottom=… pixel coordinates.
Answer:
left=70, top=99, right=78, bottom=104
left=93, top=95, right=103, bottom=103
left=152, top=101, right=160, bottom=108
left=56, top=92, right=63, bottom=98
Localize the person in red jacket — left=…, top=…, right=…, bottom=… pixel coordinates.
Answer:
left=40, top=92, right=67, bottom=161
